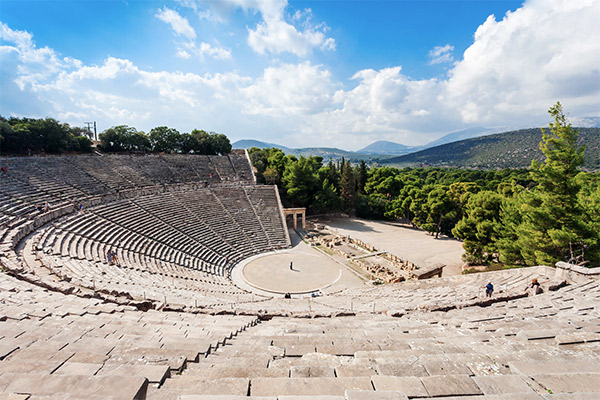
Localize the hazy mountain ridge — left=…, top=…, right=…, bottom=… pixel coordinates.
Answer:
left=232, top=140, right=384, bottom=161
left=233, top=126, right=600, bottom=170
left=357, top=140, right=415, bottom=155
left=382, top=127, right=600, bottom=170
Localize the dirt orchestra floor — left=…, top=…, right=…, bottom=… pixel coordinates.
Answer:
left=240, top=229, right=364, bottom=294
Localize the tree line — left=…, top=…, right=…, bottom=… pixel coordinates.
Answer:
left=0, top=116, right=231, bottom=155
left=250, top=103, right=600, bottom=268
left=98, top=126, right=231, bottom=155
left=0, top=116, right=94, bottom=154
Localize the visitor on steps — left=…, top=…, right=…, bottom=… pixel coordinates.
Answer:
left=525, top=278, right=543, bottom=295
left=484, top=282, right=494, bottom=297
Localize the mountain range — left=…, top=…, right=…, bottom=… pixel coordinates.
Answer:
left=382, top=127, right=600, bottom=170
left=233, top=124, right=600, bottom=170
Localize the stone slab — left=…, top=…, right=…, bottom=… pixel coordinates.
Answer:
left=250, top=377, right=373, bottom=396
left=473, top=375, right=535, bottom=395
left=96, top=363, right=171, bottom=384
left=4, top=373, right=147, bottom=399
left=335, top=365, right=378, bottom=377
left=53, top=362, right=103, bottom=376
left=279, top=397, right=344, bottom=400
left=0, top=394, right=31, bottom=400
left=439, top=395, right=544, bottom=400
left=161, top=377, right=249, bottom=395
left=421, top=374, right=483, bottom=397
left=178, top=397, right=276, bottom=400
left=0, top=359, right=63, bottom=375
left=185, top=365, right=288, bottom=378
left=285, top=344, right=316, bottom=357
left=516, top=330, right=557, bottom=341
left=542, top=394, right=600, bottom=400
left=510, top=361, right=600, bottom=375
left=371, top=376, right=428, bottom=397
left=376, top=362, right=428, bottom=377
left=106, top=347, right=187, bottom=370
left=422, top=360, right=473, bottom=376
left=290, top=365, right=335, bottom=378
left=345, top=390, right=409, bottom=400
left=533, top=373, right=600, bottom=393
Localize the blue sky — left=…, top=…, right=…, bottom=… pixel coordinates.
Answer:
left=1, top=0, right=599, bottom=149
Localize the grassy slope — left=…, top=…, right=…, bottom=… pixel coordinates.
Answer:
left=383, top=127, right=600, bottom=170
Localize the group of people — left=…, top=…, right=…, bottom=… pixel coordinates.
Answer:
left=106, top=249, right=120, bottom=267
left=36, top=202, right=51, bottom=213
left=483, top=278, right=543, bottom=298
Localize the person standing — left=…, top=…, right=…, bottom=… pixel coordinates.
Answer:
left=484, top=282, right=494, bottom=297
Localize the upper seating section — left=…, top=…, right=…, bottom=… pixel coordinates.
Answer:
left=0, top=152, right=258, bottom=242
left=0, top=151, right=254, bottom=199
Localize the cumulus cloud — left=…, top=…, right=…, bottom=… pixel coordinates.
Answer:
left=246, top=2, right=336, bottom=56
left=178, top=0, right=335, bottom=56
left=442, top=0, right=600, bottom=125
left=240, top=62, right=338, bottom=116
left=428, top=44, right=454, bottom=64
left=156, top=7, right=197, bottom=40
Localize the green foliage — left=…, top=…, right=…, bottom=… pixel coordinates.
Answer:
left=149, top=126, right=181, bottom=153
left=355, top=194, right=387, bottom=219
left=99, top=126, right=231, bottom=155
left=282, top=156, right=321, bottom=208
left=99, top=125, right=149, bottom=152
left=339, top=160, right=356, bottom=211
left=452, top=191, right=502, bottom=264
left=248, top=147, right=286, bottom=184
left=0, top=116, right=94, bottom=154
left=75, top=136, right=93, bottom=152
left=496, top=102, right=599, bottom=267
left=423, top=185, right=457, bottom=238
left=312, top=179, right=342, bottom=213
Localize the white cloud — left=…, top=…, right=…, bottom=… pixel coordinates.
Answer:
left=240, top=62, right=338, bottom=116
left=247, top=1, right=336, bottom=56
left=428, top=44, right=454, bottom=64
left=176, top=49, right=191, bottom=59
left=442, top=0, right=600, bottom=125
left=185, top=41, right=232, bottom=60
left=180, top=0, right=335, bottom=56
left=156, top=7, right=197, bottom=40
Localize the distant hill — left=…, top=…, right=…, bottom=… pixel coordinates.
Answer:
left=357, top=140, right=415, bottom=155
left=423, top=127, right=503, bottom=148
left=233, top=139, right=389, bottom=162
left=232, top=139, right=289, bottom=150
left=382, top=127, right=600, bottom=170
left=357, top=127, right=505, bottom=156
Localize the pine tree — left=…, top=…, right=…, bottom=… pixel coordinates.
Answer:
left=510, top=102, right=589, bottom=265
